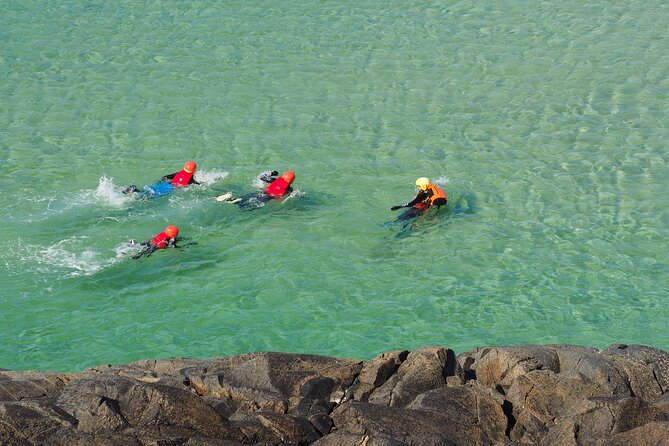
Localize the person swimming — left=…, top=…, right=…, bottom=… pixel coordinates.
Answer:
left=123, top=161, right=201, bottom=197
left=216, top=170, right=296, bottom=209
left=390, top=177, right=447, bottom=220
left=131, top=225, right=180, bottom=259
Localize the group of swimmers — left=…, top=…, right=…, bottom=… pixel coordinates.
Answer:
left=126, top=161, right=447, bottom=259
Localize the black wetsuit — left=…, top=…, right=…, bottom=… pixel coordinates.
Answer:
left=132, top=237, right=178, bottom=259
left=392, top=188, right=447, bottom=220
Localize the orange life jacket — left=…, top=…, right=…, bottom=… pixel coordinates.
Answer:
left=171, top=170, right=193, bottom=187
left=427, top=184, right=446, bottom=205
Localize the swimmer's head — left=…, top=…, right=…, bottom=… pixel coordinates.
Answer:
left=165, top=225, right=179, bottom=238
left=183, top=161, right=197, bottom=173
left=416, top=177, right=430, bottom=191
left=281, top=170, right=296, bottom=184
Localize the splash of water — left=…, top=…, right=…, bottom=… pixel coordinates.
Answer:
left=18, top=236, right=119, bottom=277
left=95, top=176, right=135, bottom=206
left=436, top=176, right=450, bottom=187
left=194, top=169, right=229, bottom=185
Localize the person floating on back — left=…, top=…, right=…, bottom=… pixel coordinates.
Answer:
left=123, top=161, right=201, bottom=197
left=390, top=177, right=447, bottom=220
left=217, top=170, right=296, bottom=209
left=132, top=225, right=180, bottom=259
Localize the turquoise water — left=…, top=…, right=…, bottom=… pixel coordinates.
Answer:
left=1, top=1, right=668, bottom=372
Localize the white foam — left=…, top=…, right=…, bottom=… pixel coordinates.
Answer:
left=194, top=169, right=229, bottom=185
left=435, top=176, right=450, bottom=187
left=114, top=240, right=144, bottom=258
left=282, top=188, right=304, bottom=202
left=94, top=176, right=134, bottom=206
left=20, top=236, right=118, bottom=277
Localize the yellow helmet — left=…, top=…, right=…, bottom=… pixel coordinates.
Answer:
left=416, top=177, right=430, bottom=190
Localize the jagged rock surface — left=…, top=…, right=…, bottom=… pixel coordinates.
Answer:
left=1, top=344, right=668, bottom=445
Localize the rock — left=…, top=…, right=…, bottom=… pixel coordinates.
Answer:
left=229, top=411, right=321, bottom=445
left=655, top=392, right=669, bottom=414
left=505, top=369, right=611, bottom=424
left=55, top=376, right=244, bottom=441
left=0, top=401, right=78, bottom=446
left=539, top=396, right=669, bottom=445
left=347, top=350, right=408, bottom=402
left=463, top=345, right=560, bottom=391
left=329, top=401, right=454, bottom=445
left=1, top=345, right=668, bottom=445
left=368, top=346, right=464, bottom=407
left=407, top=384, right=508, bottom=444
left=0, top=371, right=69, bottom=402
left=313, top=432, right=408, bottom=445
left=596, top=421, right=669, bottom=446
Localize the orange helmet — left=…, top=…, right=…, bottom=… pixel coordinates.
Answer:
left=165, top=225, right=179, bottom=238
left=281, top=170, right=295, bottom=184
left=183, top=161, right=197, bottom=173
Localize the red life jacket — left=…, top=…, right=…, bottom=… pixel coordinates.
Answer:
left=151, top=232, right=171, bottom=249
left=171, top=169, right=193, bottom=187
left=265, top=177, right=291, bottom=197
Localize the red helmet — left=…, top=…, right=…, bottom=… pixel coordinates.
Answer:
left=165, top=225, right=179, bottom=238
left=183, top=161, right=197, bottom=173
left=281, top=170, right=295, bottom=184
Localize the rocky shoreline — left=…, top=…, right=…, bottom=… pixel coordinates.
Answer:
left=1, top=344, right=669, bottom=445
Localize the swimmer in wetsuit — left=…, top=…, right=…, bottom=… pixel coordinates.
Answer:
left=217, top=170, right=295, bottom=209
left=123, top=161, right=201, bottom=195
left=132, top=225, right=180, bottom=259
left=390, top=177, right=447, bottom=220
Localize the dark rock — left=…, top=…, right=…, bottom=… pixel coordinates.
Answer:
left=229, top=411, right=321, bottom=445
left=655, top=392, right=669, bottom=414
left=597, top=421, right=669, bottom=446
left=368, top=346, right=464, bottom=407
left=1, top=345, right=668, bottom=445
left=347, top=350, right=408, bottom=402
left=465, top=345, right=560, bottom=391
left=0, top=401, right=78, bottom=445
left=329, top=401, right=454, bottom=445
left=539, top=396, right=669, bottom=445
left=407, top=384, right=508, bottom=444
left=55, top=376, right=243, bottom=441
left=0, top=371, right=69, bottom=402
left=505, top=369, right=611, bottom=424
left=313, top=432, right=408, bottom=445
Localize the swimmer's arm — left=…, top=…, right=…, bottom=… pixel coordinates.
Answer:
left=402, top=190, right=429, bottom=207
left=160, top=172, right=178, bottom=182
left=259, top=170, right=279, bottom=183
left=188, top=177, right=201, bottom=185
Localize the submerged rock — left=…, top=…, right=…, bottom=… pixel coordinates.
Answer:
left=1, top=345, right=668, bottom=445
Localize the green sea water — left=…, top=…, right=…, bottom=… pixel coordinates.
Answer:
left=1, top=1, right=668, bottom=372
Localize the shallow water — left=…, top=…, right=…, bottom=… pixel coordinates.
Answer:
left=1, top=1, right=667, bottom=371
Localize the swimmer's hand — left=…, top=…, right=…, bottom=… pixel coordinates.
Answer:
left=391, top=205, right=403, bottom=211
